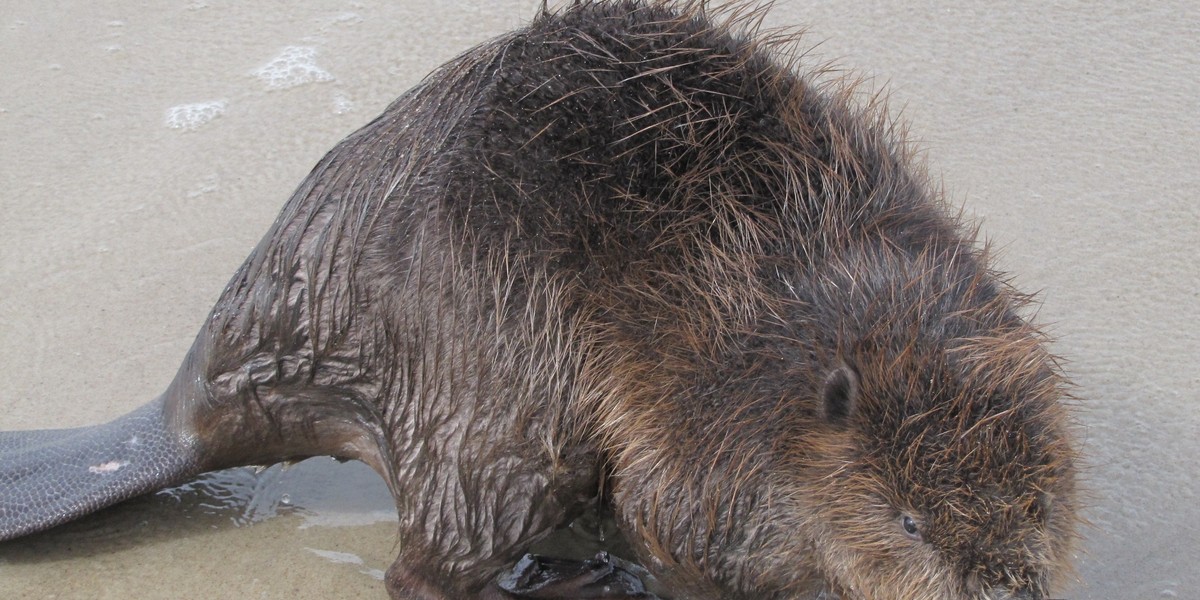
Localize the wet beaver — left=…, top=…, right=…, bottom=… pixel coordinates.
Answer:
left=0, top=1, right=1080, bottom=599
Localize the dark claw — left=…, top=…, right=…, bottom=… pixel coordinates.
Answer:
left=497, top=552, right=661, bottom=599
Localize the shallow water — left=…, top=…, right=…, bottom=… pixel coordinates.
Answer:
left=1, top=1, right=1197, bottom=599
left=0, top=457, right=643, bottom=599
left=0, top=459, right=399, bottom=599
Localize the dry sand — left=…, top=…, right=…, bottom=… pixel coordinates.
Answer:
left=1, top=1, right=1196, bottom=598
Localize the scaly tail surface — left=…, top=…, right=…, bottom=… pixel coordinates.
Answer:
left=0, top=396, right=201, bottom=541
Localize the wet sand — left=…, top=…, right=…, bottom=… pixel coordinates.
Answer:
left=1, top=1, right=1197, bottom=598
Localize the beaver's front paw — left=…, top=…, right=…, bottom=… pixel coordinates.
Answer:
left=496, top=552, right=661, bottom=599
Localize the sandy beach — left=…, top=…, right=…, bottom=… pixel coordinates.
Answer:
left=1, top=1, right=1196, bottom=598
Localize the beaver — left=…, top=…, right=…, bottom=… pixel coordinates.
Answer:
left=0, top=1, right=1080, bottom=599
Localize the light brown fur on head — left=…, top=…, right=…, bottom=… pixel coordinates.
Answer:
left=585, top=243, right=1080, bottom=600
left=767, top=246, right=1081, bottom=600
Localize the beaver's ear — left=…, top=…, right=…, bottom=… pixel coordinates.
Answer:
left=821, top=365, right=859, bottom=425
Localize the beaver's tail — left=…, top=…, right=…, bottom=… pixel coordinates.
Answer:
left=0, top=395, right=202, bottom=541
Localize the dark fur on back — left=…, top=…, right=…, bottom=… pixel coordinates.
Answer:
left=182, top=1, right=1079, bottom=598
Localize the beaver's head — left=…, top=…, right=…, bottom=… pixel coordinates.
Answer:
left=776, top=325, right=1080, bottom=600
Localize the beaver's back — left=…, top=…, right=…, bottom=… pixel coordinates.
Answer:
left=428, top=1, right=953, bottom=275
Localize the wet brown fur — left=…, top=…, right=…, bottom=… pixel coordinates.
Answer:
left=148, top=1, right=1080, bottom=598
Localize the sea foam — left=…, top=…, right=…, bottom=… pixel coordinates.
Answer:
left=253, top=46, right=334, bottom=90
left=164, top=100, right=227, bottom=130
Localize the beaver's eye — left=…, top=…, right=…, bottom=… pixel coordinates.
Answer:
left=900, top=515, right=922, bottom=541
